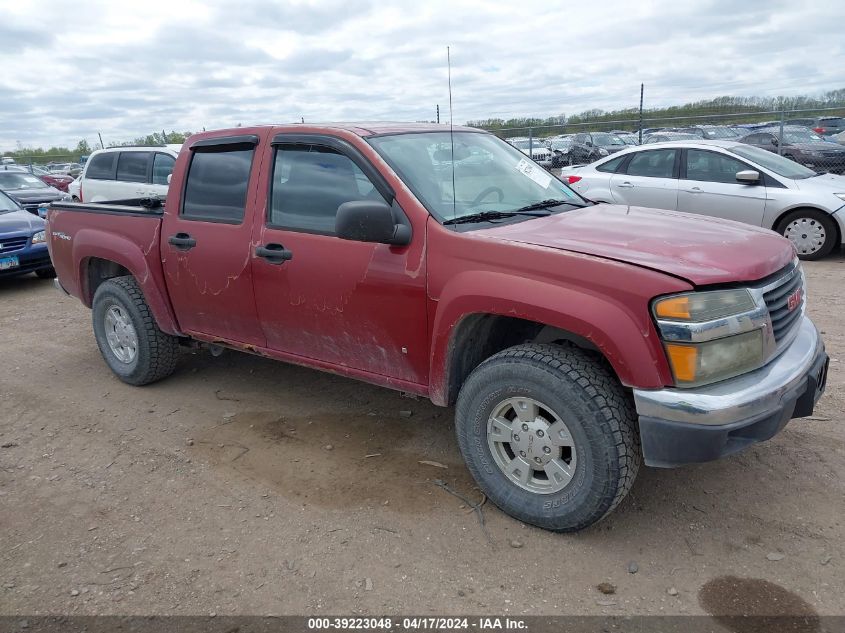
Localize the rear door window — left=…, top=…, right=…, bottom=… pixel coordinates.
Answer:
left=86, top=153, right=117, bottom=180
left=596, top=155, right=626, bottom=173
left=116, top=152, right=151, bottom=183
left=182, top=148, right=254, bottom=223
left=624, top=149, right=677, bottom=178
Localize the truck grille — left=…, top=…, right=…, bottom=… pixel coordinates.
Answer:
left=0, top=236, right=28, bottom=253
left=762, top=265, right=804, bottom=344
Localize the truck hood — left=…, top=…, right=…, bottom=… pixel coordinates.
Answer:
left=474, top=204, right=795, bottom=286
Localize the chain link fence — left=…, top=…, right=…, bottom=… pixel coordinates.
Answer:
left=486, top=106, right=845, bottom=174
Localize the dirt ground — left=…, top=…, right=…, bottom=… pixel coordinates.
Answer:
left=1, top=254, right=843, bottom=618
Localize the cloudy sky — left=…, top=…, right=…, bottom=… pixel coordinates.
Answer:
left=1, top=0, right=843, bottom=150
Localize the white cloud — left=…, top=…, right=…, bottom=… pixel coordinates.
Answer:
left=1, top=0, right=842, bottom=149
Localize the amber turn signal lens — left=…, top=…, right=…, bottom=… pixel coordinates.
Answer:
left=654, top=296, right=691, bottom=320
left=664, top=344, right=698, bottom=383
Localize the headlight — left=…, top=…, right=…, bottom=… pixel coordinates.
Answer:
left=653, top=289, right=765, bottom=388
left=31, top=230, right=46, bottom=244
left=653, top=289, right=756, bottom=322
left=664, top=330, right=764, bottom=387
left=834, top=193, right=845, bottom=201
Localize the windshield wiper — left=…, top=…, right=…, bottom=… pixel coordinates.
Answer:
left=443, top=209, right=553, bottom=226
left=511, top=198, right=587, bottom=212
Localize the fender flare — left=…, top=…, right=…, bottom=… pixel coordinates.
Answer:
left=72, top=227, right=181, bottom=335
left=428, top=270, right=674, bottom=405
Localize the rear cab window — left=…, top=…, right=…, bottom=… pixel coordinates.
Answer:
left=181, top=145, right=255, bottom=223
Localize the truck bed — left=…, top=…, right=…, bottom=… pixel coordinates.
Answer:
left=47, top=200, right=172, bottom=322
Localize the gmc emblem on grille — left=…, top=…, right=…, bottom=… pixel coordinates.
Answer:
left=787, top=288, right=803, bottom=312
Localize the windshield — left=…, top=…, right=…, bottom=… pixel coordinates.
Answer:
left=0, top=172, right=50, bottom=190
left=511, top=139, right=543, bottom=150
left=779, top=129, right=825, bottom=143
left=592, top=133, right=625, bottom=146
left=701, top=127, right=742, bottom=139
left=730, top=145, right=817, bottom=179
left=0, top=190, right=22, bottom=213
left=369, top=132, right=585, bottom=224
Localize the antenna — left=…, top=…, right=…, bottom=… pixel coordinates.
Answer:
left=447, top=46, right=456, bottom=222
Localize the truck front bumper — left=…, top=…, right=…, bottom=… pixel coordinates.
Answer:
left=633, top=316, right=828, bottom=468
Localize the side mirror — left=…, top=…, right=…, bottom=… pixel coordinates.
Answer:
left=336, top=200, right=411, bottom=246
left=166, top=173, right=172, bottom=185
left=736, top=170, right=760, bottom=184
left=770, top=138, right=779, bottom=146
left=585, top=141, right=593, bottom=147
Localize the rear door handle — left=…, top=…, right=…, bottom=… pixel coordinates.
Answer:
left=168, top=232, right=196, bottom=250
left=255, top=243, right=293, bottom=264
left=616, top=181, right=634, bottom=188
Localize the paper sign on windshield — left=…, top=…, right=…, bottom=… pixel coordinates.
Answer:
left=515, top=158, right=552, bottom=189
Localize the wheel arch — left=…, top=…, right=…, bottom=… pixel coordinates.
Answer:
left=428, top=273, right=677, bottom=406
left=72, top=229, right=181, bottom=335
left=771, top=205, right=842, bottom=247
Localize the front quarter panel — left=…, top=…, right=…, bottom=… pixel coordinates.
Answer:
left=426, top=221, right=692, bottom=405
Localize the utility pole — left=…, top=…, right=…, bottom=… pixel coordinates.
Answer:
left=437, top=104, right=440, bottom=124
left=638, top=83, right=644, bottom=144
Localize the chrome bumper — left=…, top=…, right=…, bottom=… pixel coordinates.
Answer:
left=634, top=316, right=825, bottom=426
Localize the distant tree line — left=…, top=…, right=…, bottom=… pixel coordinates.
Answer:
left=467, top=87, right=845, bottom=134
left=5, top=131, right=193, bottom=164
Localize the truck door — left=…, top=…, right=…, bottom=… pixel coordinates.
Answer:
left=249, top=134, right=428, bottom=385
left=161, top=134, right=266, bottom=345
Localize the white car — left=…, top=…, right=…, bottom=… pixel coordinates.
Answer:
left=507, top=138, right=553, bottom=167
left=565, top=139, right=845, bottom=259
left=68, top=177, right=81, bottom=201
left=79, top=146, right=180, bottom=203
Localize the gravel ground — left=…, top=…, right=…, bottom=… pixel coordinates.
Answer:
left=1, top=254, right=843, bottom=618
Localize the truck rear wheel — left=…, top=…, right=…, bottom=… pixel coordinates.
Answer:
left=455, top=343, right=640, bottom=532
left=92, top=276, right=179, bottom=385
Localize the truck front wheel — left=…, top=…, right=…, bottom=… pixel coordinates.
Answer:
left=455, top=343, right=640, bottom=532
left=92, top=276, right=179, bottom=385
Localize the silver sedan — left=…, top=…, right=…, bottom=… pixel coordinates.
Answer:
left=565, top=140, right=845, bottom=259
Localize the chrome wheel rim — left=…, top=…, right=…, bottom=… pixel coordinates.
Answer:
left=784, top=218, right=825, bottom=256
left=104, top=305, right=138, bottom=364
left=487, top=397, right=577, bottom=495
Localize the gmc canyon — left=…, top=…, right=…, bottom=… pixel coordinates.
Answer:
left=47, top=123, right=829, bottom=531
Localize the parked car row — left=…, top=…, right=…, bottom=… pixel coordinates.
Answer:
left=563, top=139, right=845, bottom=259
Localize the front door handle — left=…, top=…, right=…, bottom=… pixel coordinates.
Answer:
left=168, top=232, right=196, bottom=250
left=616, top=181, right=634, bottom=188
left=687, top=187, right=703, bottom=193
left=255, top=243, right=293, bottom=265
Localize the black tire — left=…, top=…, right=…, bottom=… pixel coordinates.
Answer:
left=775, top=208, right=838, bottom=260
left=35, top=267, right=56, bottom=279
left=455, top=343, right=640, bottom=532
left=92, top=276, right=179, bottom=385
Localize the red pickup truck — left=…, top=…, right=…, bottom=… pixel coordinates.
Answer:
left=47, top=123, right=829, bottom=531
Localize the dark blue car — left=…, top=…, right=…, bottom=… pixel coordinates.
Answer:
left=0, top=189, right=54, bottom=279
